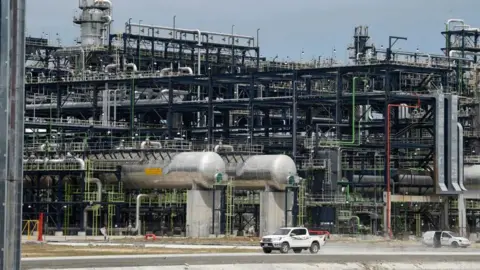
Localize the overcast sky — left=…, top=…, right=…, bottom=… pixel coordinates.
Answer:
left=26, top=0, right=479, bottom=61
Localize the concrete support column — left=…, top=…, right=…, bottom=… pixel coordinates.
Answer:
left=259, top=191, right=292, bottom=237
left=382, top=191, right=390, bottom=236
left=186, top=190, right=219, bottom=237
left=458, top=194, right=467, bottom=237
left=441, top=198, right=449, bottom=230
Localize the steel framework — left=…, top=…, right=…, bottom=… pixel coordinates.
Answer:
left=21, top=18, right=480, bottom=237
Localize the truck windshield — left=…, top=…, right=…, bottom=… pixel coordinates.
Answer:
left=272, top=228, right=291, bottom=235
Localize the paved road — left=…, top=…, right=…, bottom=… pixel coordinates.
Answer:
left=21, top=252, right=480, bottom=269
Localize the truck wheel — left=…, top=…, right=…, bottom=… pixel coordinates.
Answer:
left=293, top=249, right=302, bottom=253
left=262, top=248, right=272, bottom=254
left=279, top=242, right=290, bottom=254
left=309, top=242, right=320, bottom=254
left=451, top=242, right=459, bottom=248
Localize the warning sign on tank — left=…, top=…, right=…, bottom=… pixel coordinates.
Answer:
left=145, top=168, right=163, bottom=175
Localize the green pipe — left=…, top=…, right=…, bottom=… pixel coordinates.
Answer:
left=320, top=77, right=368, bottom=146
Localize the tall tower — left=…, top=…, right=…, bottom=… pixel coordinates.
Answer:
left=348, top=26, right=374, bottom=63
left=73, top=0, right=112, bottom=46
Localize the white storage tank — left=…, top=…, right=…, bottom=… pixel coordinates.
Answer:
left=121, top=152, right=226, bottom=189
left=230, top=154, right=297, bottom=190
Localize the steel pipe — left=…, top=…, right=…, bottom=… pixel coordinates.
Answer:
left=385, top=95, right=421, bottom=238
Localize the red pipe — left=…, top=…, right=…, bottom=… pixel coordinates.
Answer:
left=386, top=95, right=420, bottom=238
left=37, top=213, right=44, bottom=241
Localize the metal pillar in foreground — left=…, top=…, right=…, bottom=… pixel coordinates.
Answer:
left=0, top=0, right=26, bottom=269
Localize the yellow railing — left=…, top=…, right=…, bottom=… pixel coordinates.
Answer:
left=22, top=220, right=38, bottom=240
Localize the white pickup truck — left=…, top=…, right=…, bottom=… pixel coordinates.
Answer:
left=260, top=227, right=326, bottom=254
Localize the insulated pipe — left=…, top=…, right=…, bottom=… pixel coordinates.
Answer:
left=178, top=67, right=193, bottom=75
left=214, top=144, right=234, bottom=152
left=376, top=49, right=470, bottom=62
left=458, top=123, right=466, bottom=191
left=83, top=177, right=103, bottom=231
left=23, top=156, right=85, bottom=170
left=140, top=140, right=162, bottom=149
left=385, top=95, right=421, bottom=239
left=160, top=68, right=172, bottom=77
left=94, top=0, right=112, bottom=9
left=125, top=63, right=138, bottom=72
left=160, top=89, right=189, bottom=95
left=127, top=23, right=254, bottom=41
left=105, top=64, right=118, bottom=73
left=450, top=50, right=480, bottom=57
left=453, top=24, right=471, bottom=30
left=446, top=19, right=465, bottom=31
left=133, top=194, right=158, bottom=235
left=54, top=46, right=85, bottom=79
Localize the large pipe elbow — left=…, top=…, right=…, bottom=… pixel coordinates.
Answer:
left=178, top=67, right=193, bottom=75
left=75, top=157, right=86, bottom=170
left=133, top=194, right=156, bottom=235
left=125, top=63, right=138, bottom=72
left=88, top=177, right=102, bottom=202
left=446, top=19, right=465, bottom=31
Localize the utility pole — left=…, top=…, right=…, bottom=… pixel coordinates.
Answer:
left=0, top=0, right=26, bottom=269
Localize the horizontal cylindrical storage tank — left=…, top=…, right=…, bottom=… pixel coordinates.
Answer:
left=121, top=152, right=226, bottom=189
left=229, top=154, right=297, bottom=190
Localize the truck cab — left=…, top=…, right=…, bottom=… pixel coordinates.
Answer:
left=260, top=227, right=326, bottom=254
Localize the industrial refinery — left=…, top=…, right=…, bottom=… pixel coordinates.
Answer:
left=22, top=0, right=480, bottom=239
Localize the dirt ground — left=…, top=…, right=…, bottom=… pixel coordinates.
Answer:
left=21, top=243, right=256, bottom=258
left=111, top=236, right=260, bottom=245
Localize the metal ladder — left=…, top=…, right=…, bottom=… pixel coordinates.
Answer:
left=225, top=179, right=234, bottom=236
left=84, top=159, right=93, bottom=201
left=63, top=183, right=72, bottom=236
left=298, top=181, right=306, bottom=226
left=325, top=159, right=332, bottom=184
left=107, top=205, right=115, bottom=236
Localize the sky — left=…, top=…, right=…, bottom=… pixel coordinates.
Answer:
left=26, top=0, right=479, bottom=62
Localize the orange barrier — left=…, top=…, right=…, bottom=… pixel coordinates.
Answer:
left=145, top=233, right=156, bottom=240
